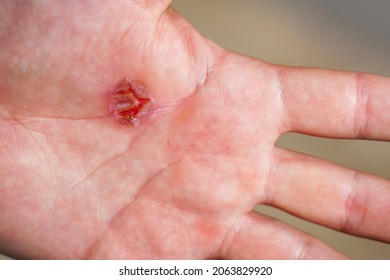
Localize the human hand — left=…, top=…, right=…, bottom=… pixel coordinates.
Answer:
left=0, top=0, right=389, bottom=259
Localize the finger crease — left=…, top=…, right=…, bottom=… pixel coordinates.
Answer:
left=341, top=170, right=368, bottom=234
left=295, top=238, right=311, bottom=260
left=354, top=73, right=369, bottom=139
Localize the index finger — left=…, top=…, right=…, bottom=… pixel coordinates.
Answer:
left=277, top=66, right=390, bottom=140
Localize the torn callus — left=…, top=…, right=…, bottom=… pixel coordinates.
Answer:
left=108, top=79, right=155, bottom=127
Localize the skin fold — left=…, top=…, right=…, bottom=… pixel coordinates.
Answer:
left=0, top=0, right=389, bottom=259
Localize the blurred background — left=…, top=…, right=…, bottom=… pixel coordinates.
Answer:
left=172, top=0, right=390, bottom=259
left=1, top=0, right=389, bottom=260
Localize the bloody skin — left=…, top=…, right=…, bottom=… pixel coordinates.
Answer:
left=108, top=79, right=154, bottom=127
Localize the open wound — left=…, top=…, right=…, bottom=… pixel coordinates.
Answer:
left=108, top=79, right=155, bottom=127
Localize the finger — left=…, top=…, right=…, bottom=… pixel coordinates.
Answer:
left=277, top=66, right=390, bottom=140
left=220, top=212, right=346, bottom=259
left=265, top=147, right=390, bottom=242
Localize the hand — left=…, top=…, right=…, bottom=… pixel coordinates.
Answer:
left=0, top=0, right=389, bottom=259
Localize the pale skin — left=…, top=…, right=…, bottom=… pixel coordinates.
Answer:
left=0, top=0, right=389, bottom=259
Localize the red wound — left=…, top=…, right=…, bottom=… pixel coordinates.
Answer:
left=108, top=79, right=155, bottom=127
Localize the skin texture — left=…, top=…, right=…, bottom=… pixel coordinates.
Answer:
left=0, top=0, right=389, bottom=259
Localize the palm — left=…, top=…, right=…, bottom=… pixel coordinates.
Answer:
left=1, top=1, right=390, bottom=259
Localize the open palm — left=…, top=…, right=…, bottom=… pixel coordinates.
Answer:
left=1, top=0, right=389, bottom=259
